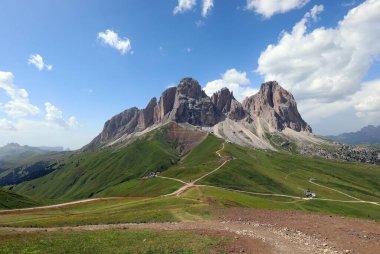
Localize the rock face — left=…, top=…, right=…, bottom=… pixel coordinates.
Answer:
left=139, top=97, right=157, bottom=129
left=242, top=81, right=312, bottom=132
left=92, top=107, right=140, bottom=146
left=211, top=88, right=246, bottom=120
left=85, top=78, right=312, bottom=150
left=170, top=78, right=220, bottom=126
left=166, top=122, right=207, bottom=154
left=154, top=87, right=177, bottom=123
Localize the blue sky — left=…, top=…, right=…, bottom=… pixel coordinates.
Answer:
left=1, top=0, right=379, bottom=149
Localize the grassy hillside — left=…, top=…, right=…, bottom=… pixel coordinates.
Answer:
left=4, top=132, right=380, bottom=222
left=199, top=141, right=380, bottom=202
left=161, top=135, right=224, bottom=182
left=0, top=189, right=41, bottom=209
left=13, top=128, right=180, bottom=200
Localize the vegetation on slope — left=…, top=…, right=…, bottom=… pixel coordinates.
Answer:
left=3, top=133, right=380, bottom=223
left=12, top=128, right=180, bottom=200
left=161, top=135, right=224, bottom=182
left=199, top=140, right=380, bottom=202
left=0, top=189, right=41, bottom=209
left=0, top=229, right=228, bottom=254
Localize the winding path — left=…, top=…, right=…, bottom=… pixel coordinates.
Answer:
left=1, top=142, right=379, bottom=214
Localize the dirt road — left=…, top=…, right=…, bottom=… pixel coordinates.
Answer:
left=0, top=197, right=128, bottom=215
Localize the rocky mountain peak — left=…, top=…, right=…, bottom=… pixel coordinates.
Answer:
left=243, top=81, right=312, bottom=132
left=211, top=88, right=246, bottom=120
left=177, top=78, right=206, bottom=99
left=170, top=78, right=220, bottom=126
left=85, top=78, right=312, bottom=150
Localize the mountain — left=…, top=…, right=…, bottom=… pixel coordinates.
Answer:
left=326, top=125, right=380, bottom=145
left=83, top=78, right=378, bottom=164
left=2, top=78, right=380, bottom=194
left=85, top=78, right=313, bottom=151
left=0, top=143, right=63, bottom=167
left=2, top=77, right=379, bottom=204
left=0, top=143, right=69, bottom=187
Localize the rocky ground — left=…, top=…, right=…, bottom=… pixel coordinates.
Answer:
left=300, top=143, right=380, bottom=165
left=2, top=208, right=379, bottom=253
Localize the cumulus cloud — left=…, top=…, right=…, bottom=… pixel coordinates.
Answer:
left=0, top=71, right=40, bottom=117
left=257, top=0, right=380, bottom=123
left=202, top=0, right=214, bottom=17
left=45, top=102, right=78, bottom=128
left=173, top=0, right=197, bottom=15
left=246, top=0, right=310, bottom=18
left=97, top=29, right=132, bottom=55
left=351, top=79, right=380, bottom=124
left=204, top=69, right=258, bottom=101
left=0, top=118, right=16, bottom=131
left=28, top=54, right=53, bottom=71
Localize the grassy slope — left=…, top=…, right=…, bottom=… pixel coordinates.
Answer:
left=0, top=189, right=41, bottom=209
left=199, top=141, right=380, bottom=202
left=0, top=196, right=209, bottom=227
left=13, top=128, right=180, bottom=200
left=161, top=135, right=223, bottom=182
left=0, top=229, right=228, bottom=254
left=3, top=134, right=380, bottom=223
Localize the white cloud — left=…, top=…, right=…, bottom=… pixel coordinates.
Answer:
left=257, top=0, right=380, bottom=111
left=351, top=79, right=380, bottom=123
left=0, top=119, right=94, bottom=150
left=0, top=118, right=16, bottom=131
left=0, top=71, right=40, bottom=117
left=97, top=29, right=132, bottom=55
left=28, top=54, right=53, bottom=71
left=246, top=0, right=310, bottom=18
left=305, top=4, right=324, bottom=22
left=173, top=0, right=197, bottom=15
left=45, top=102, right=78, bottom=128
left=202, top=0, right=214, bottom=17
left=204, top=69, right=258, bottom=101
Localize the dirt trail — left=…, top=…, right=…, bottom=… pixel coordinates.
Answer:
left=2, top=207, right=380, bottom=253
left=0, top=197, right=127, bottom=215
left=163, top=142, right=232, bottom=197
left=0, top=220, right=344, bottom=254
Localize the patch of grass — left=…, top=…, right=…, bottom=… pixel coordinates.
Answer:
left=184, top=186, right=380, bottom=222
left=95, top=178, right=183, bottom=197
left=162, top=135, right=224, bottom=182
left=0, top=189, right=41, bottom=210
left=0, top=196, right=205, bottom=227
left=0, top=229, right=229, bottom=254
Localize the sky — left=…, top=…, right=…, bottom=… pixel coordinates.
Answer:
left=0, top=0, right=380, bottom=149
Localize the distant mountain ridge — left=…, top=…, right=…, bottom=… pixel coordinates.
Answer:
left=326, top=125, right=380, bottom=145
left=0, top=143, right=63, bottom=169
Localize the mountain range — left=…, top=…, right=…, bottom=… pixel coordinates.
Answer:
left=0, top=143, right=63, bottom=169
left=84, top=78, right=379, bottom=165
left=86, top=78, right=313, bottom=152
left=1, top=78, right=379, bottom=196
left=326, top=125, right=380, bottom=145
